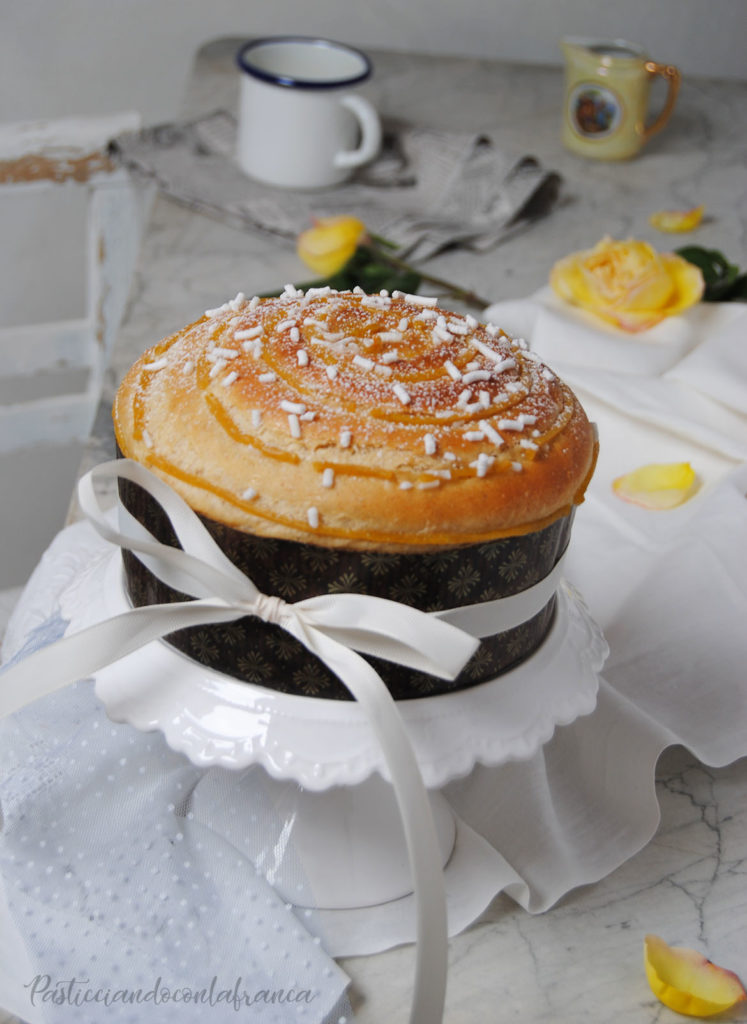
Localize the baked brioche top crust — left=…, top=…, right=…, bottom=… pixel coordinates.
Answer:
left=113, top=287, right=597, bottom=550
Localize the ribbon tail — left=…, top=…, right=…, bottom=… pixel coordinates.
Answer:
left=0, top=599, right=246, bottom=720
left=302, top=624, right=449, bottom=1024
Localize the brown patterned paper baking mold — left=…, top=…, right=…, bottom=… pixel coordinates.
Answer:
left=117, top=469, right=573, bottom=700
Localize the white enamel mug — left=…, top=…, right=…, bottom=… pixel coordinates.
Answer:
left=236, top=36, right=382, bottom=189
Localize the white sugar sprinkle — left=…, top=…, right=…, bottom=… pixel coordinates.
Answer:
left=322, top=468, right=335, bottom=488
left=288, top=414, right=301, bottom=438
left=520, top=439, right=539, bottom=450
left=307, top=507, right=319, bottom=529
left=511, top=462, right=523, bottom=472
left=479, top=390, right=491, bottom=408
left=447, top=320, right=470, bottom=335
left=209, top=360, right=226, bottom=378
left=432, top=326, right=453, bottom=343
left=415, top=308, right=438, bottom=321
left=466, top=361, right=481, bottom=371
left=457, top=388, right=472, bottom=406
left=305, top=286, right=332, bottom=299
left=249, top=295, right=260, bottom=310
left=464, top=430, right=485, bottom=441
left=418, top=479, right=441, bottom=490
left=251, top=410, right=262, bottom=428
left=182, top=360, right=194, bottom=373
left=374, top=363, right=393, bottom=377
left=290, top=327, right=300, bottom=343
left=210, top=347, right=238, bottom=359
left=241, top=487, right=257, bottom=501
left=276, top=319, right=296, bottom=331
left=281, top=400, right=307, bottom=414
left=497, top=417, right=524, bottom=431
left=465, top=314, right=478, bottom=328
left=424, top=433, right=437, bottom=455
left=296, top=349, right=309, bottom=366
left=397, top=318, right=409, bottom=332
left=398, top=481, right=414, bottom=490
left=234, top=326, right=262, bottom=341
left=353, top=354, right=374, bottom=371
left=378, top=330, right=402, bottom=342
left=340, top=429, right=352, bottom=448
left=486, top=323, right=500, bottom=337
left=479, top=420, right=505, bottom=445
left=143, top=429, right=153, bottom=449
left=258, top=372, right=276, bottom=383
left=221, top=371, right=238, bottom=387
left=405, top=293, right=438, bottom=307
left=492, top=357, right=516, bottom=373
left=462, top=369, right=492, bottom=385
left=392, top=383, right=411, bottom=405
left=380, top=350, right=399, bottom=364
left=143, top=358, right=168, bottom=371
left=444, top=361, right=461, bottom=381
left=300, top=411, right=316, bottom=421
left=472, top=452, right=495, bottom=477
left=443, top=452, right=456, bottom=461
left=471, top=339, right=515, bottom=368
left=326, top=365, right=339, bottom=380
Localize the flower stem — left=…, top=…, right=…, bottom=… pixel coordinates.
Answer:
left=369, top=243, right=491, bottom=310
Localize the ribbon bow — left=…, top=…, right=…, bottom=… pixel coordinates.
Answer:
left=1, top=458, right=482, bottom=1024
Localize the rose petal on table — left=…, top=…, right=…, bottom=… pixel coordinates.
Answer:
left=297, top=215, right=367, bottom=276
left=612, top=463, right=698, bottom=509
left=644, top=934, right=747, bottom=1017
left=649, top=205, right=705, bottom=233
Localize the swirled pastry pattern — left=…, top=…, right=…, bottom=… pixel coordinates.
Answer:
left=114, top=287, right=596, bottom=549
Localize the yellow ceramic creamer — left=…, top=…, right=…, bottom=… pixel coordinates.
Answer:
left=561, top=37, right=680, bottom=160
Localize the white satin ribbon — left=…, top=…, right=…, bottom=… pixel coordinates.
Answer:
left=0, top=458, right=564, bottom=1024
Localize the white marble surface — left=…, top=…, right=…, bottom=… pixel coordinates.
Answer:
left=5, top=39, right=747, bottom=1024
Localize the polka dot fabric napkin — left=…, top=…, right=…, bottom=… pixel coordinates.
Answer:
left=0, top=597, right=351, bottom=1024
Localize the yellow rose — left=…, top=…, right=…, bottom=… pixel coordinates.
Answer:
left=296, top=215, right=367, bottom=277
left=550, top=236, right=704, bottom=332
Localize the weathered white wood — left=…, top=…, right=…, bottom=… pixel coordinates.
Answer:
left=0, top=124, right=143, bottom=453
left=0, top=393, right=94, bottom=451
left=0, top=112, right=140, bottom=160
left=0, top=320, right=91, bottom=375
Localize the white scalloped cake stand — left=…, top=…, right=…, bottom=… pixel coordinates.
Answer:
left=60, top=545, right=608, bottom=910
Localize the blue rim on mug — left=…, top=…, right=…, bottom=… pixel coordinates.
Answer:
left=236, top=36, right=372, bottom=90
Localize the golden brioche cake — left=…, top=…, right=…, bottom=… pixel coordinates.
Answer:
left=113, top=285, right=597, bottom=699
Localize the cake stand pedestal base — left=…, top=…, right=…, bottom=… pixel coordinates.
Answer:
left=232, top=770, right=456, bottom=909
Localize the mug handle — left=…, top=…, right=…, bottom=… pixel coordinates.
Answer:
left=334, top=94, right=382, bottom=169
left=643, top=62, right=681, bottom=142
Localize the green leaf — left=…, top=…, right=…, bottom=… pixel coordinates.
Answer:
left=675, top=245, right=745, bottom=302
